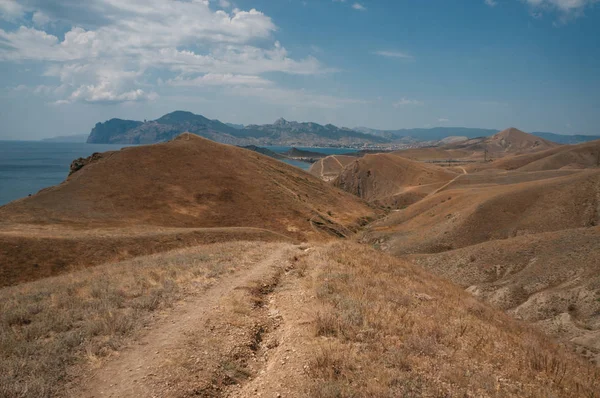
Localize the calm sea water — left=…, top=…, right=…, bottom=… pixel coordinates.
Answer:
left=0, top=141, right=356, bottom=206
left=0, top=141, right=132, bottom=206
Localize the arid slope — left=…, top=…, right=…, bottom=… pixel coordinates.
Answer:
left=2, top=241, right=598, bottom=397
left=409, top=227, right=600, bottom=364
left=364, top=169, right=599, bottom=253
left=308, top=154, right=356, bottom=181
left=334, top=153, right=458, bottom=208
left=448, top=127, right=559, bottom=157
left=0, top=134, right=378, bottom=285
left=466, top=138, right=600, bottom=173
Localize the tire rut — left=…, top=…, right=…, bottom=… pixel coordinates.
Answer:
left=69, top=243, right=300, bottom=398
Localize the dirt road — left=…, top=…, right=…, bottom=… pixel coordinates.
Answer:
left=71, top=243, right=302, bottom=398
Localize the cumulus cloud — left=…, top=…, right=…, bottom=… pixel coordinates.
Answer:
left=524, top=0, right=599, bottom=20
left=0, top=0, right=24, bottom=20
left=352, top=3, right=366, bottom=10
left=485, top=0, right=498, bottom=7
left=0, top=0, right=337, bottom=105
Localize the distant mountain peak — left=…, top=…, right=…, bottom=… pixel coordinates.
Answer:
left=274, top=117, right=289, bottom=126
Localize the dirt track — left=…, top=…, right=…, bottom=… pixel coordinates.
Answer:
left=71, top=243, right=301, bottom=398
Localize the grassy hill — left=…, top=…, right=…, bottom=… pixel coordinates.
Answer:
left=0, top=134, right=378, bottom=285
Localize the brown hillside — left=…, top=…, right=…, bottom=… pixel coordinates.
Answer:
left=466, top=139, right=600, bottom=173
left=363, top=169, right=600, bottom=254
left=307, top=154, right=356, bottom=181
left=3, top=240, right=598, bottom=397
left=409, top=226, right=600, bottom=364
left=0, top=134, right=378, bottom=285
left=392, top=147, right=476, bottom=161
left=448, top=127, right=559, bottom=157
left=334, top=153, right=458, bottom=208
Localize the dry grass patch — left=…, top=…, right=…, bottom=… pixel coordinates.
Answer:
left=0, top=241, right=271, bottom=398
left=308, top=242, right=600, bottom=397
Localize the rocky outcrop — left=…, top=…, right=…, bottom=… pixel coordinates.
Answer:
left=69, top=152, right=104, bottom=176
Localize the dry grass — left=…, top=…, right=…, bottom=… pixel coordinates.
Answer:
left=308, top=242, right=600, bottom=397
left=0, top=241, right=265, bottom=398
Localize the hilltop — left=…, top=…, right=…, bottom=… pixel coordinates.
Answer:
left=0, top=133, right=377, bottom=285
left=465, top=138, right=600, bottom=173
left=334, top=153, right=458, bottom=208
left=448, top=127, right=560, bottom=157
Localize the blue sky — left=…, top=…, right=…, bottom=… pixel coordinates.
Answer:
left=0, top=0, right=599, bottom=139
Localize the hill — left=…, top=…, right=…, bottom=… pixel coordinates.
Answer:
left=87, top=111, right=389, bottom=146
left=392, top=147, right=477, bottom=162
left=0, top=133, right=378, bottom=285
left=308, top=154, right=357, bottom=181
left=334, top=153, right=458, bottom=208
left=241, top=145, right=286, bottom=160
left=2, top=240, right=598, bottom=398
left=364, top=169, right=600, bottom=254
left=408, top=226, right=600, bottom=364
left=357, top=166, right=600, bottom=363
left=245, top=118, right=388, bottom=146
left=465, top=139, right=600, bottom=173
left=355, top=126, right=599, bottom=144
left=447, top=127, right=560, bottom=157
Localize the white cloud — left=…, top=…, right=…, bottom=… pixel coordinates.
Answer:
left=31, top=11, right=50, bottom=26
left=352, top=2, right=366, bottom=10
left=0, top=0, right=24, bottom=21
left=485, top=0, right=498, bottom=7
left=393, top=98, right=424, bottom=107
left=0, top=0, right=333, bottom=104
left=373, top=50, right=413, bottom=59
left=438, top=118, right=450, bottom=123
left=524, top=0, right=599, bottom=19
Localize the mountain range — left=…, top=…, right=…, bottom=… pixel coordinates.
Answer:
left=85, top=110, right=600, bottom=147
left=87, top=111, right=386, bottom=147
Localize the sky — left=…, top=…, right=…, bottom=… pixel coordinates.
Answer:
left=0, top=0, right=599, bottom=140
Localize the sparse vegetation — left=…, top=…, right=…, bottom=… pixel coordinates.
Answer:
left=0, top=241, right=266, bottom=398
left=308, top=242, right=600, bottom=397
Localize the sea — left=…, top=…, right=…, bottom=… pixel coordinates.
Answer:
left=0, top=141, right=357, bottom=206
